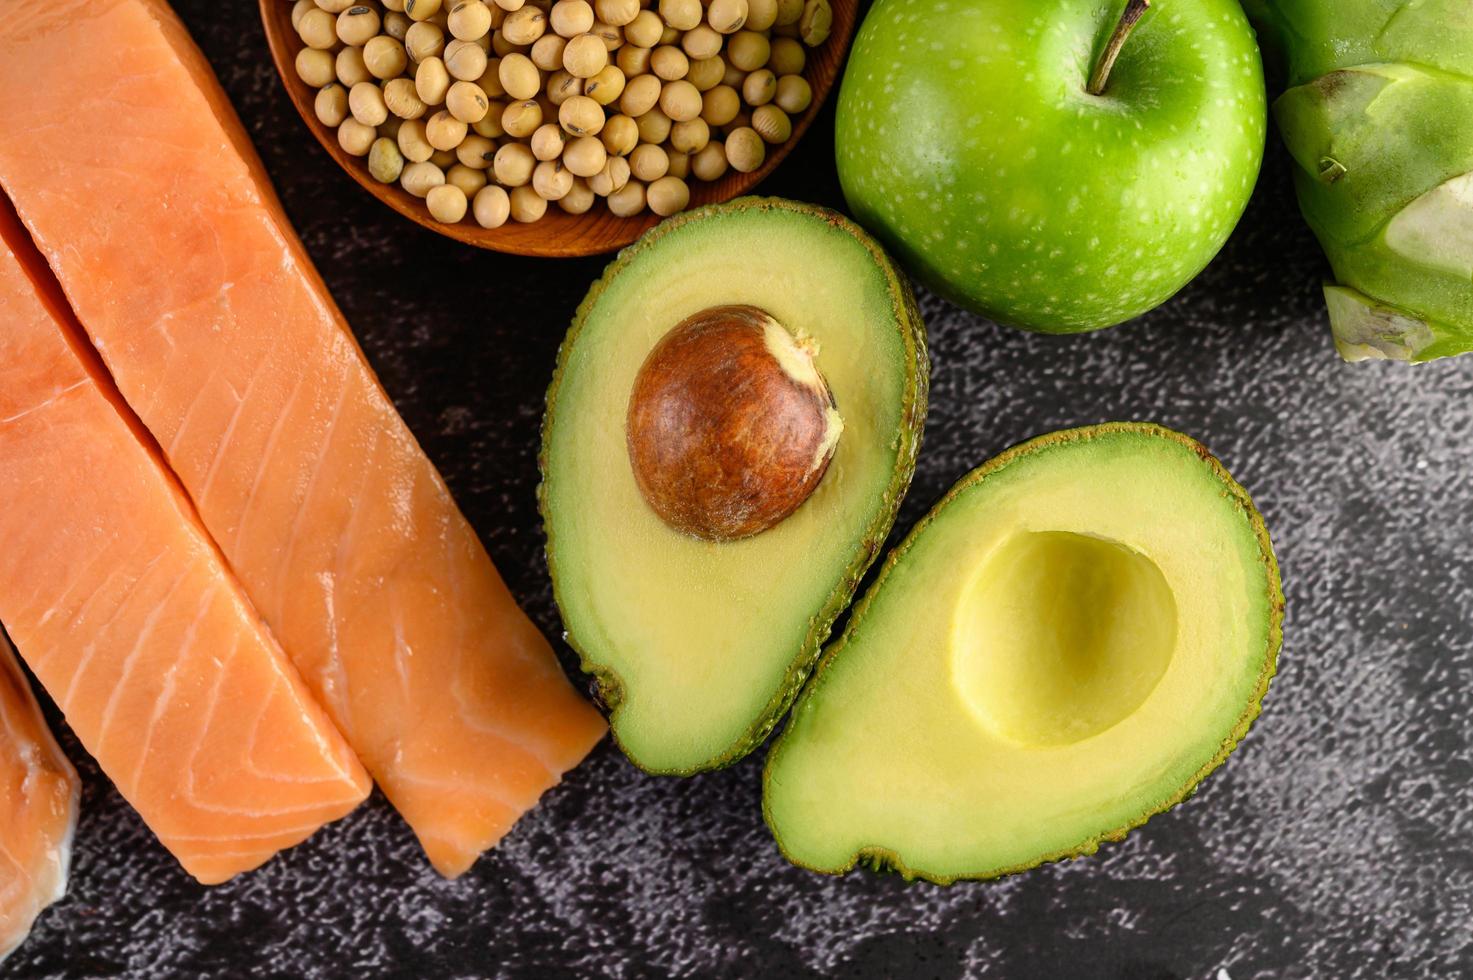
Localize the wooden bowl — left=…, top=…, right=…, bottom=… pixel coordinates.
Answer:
left=260, top=1, right=857, bottom=257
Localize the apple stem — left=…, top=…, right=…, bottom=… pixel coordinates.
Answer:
left=1087, top=0, right=1150, bottom=96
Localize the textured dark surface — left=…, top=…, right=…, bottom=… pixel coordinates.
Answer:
left=6, top=1, right=1473, bottom=978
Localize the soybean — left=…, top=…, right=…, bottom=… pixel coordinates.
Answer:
left=509, top=183, right=549, bottom=221
left=473, top=184, right=512, bottom=227
left=531, top=123, right=568, bottom=161
left=751, top=104, right=790, bottom=143
left=773, top=73, right=810, bottom=113
left=659, top=79, right=702, bottom=122
left=368, top=136, right=406, bottom=182
left=350, top=81, right=390, bottom=126
left=531, top=34, right=568, bottom=70
left=494, top=142, right=537, bottom=185
left=297, top=8, right=337, bottom=49
left=404, top=0, right=442, bottom=22
left=336, top=46, right=372, bottom=87
left=457, top=133, right=498, bottom=168
left=337, top=118, right=378, bottom=156
left=619, top=74, right=662, bottom=116
left=427, top=183, right=469, bottom=221
left=336, top=5, right=381, bottom=46
left=383, top=10, right=411, bottom=39
left=724, top=126, right=764, bottom=171
left=501, top=99, right=544, bottom=137
left=563, top=134, right=608, bottom=177
left=533, top=159, right=575, bottom=200
left=647, top=174, right=689, bottom=215
left=563, top=33, right=609, bottom=78
left=384, top=77, right=428, bottom=118
left=446, top=163, right=489, bottom=197
left=650, top=45, right=689, bottom=81
left=426, top=108, right=469, bottom=149
left=742, top=69, right=776, bottom=106
left=404, top=21, right=445, bottom=62
left=546, top=70, right=585, bottom=105
left=746, top=0, right=778, bottom=31
left=558, top=94, right=605, bottom=136
left=415, top=56, right=451, bottom=104
left=499, top=53, right=541, bottom=100
left=606, top=178, right=645, bottom=216
left=629, top=142, right=668, bottom=181
left=669, top=117, right=709, bottom=153
left=290, top=0, right=832, bottom=222
left=617, top=43, right=652, bottom=76
left=768, top=36, right=804, bottom=74
left=364, top=35, right=409, bottom=78
left=559, top=176, right=596, bottom=213
left=448, top=0, right=492, bottom=40
left=594, top=0, right=639, bottom=27
left=691, top=140, right=728, bottom=180
left=550, top=0, right=595, bottom=38
left=700, top=84, right=740, bottom=126
left=624, top=10, right=663, bottom=47
left=501, top=5, right=547, bottom=44
left=589, top=154, right=630, bottom=195
left=585, top=64, right=626, bottom=105
left=686, top=56, right=725, bottom=92
left=397, top=118, right=435, bottom=161
left=726, top=31, right=769, bottom=71
left=600, top=113, right=639, bottom=155
left=315, top=83, right=350, bottom=127
left=296, top=47, right=337, bottom=87
left=446, top=79, right=491, bottom=122
left=636, top=107, right=672, bottom=144
left=658, top=0, right=701, bottom=31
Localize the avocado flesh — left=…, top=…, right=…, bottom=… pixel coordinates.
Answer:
left=540, top=198, right=928, bottom=774
left=764, top=423, right=1282, bottom=882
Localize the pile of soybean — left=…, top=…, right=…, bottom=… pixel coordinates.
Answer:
left=290, top=0, right=832, bottom=227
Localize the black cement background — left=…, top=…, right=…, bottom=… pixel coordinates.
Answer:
left=6, top=1, right=1473, bottom=977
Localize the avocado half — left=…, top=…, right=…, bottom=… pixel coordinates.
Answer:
left=764, top=423, right=1283, bottom=883
left=539, top=197, right=929, bottom=775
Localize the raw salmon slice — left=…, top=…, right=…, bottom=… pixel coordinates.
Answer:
left=0, top=0, right=606, bottom=877
left=0, top=203, right=371, bottom=885
left=0, top=635, right=77, bottom=964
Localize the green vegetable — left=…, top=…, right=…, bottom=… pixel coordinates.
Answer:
left=1246, top=0, right=1473, bottom=361
left=764, top=423, right=1282, bottom=883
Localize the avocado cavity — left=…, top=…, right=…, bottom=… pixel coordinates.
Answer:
left=952, top=530, right=1177, bottom=749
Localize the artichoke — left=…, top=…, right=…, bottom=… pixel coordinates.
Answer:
left=1246, top=0, right=1473, bottom=362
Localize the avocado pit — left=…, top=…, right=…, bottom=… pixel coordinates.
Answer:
left=626, top=305, right=843, bottom=542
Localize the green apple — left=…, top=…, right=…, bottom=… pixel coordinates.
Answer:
left=835, top=0, right=1267, bottom=333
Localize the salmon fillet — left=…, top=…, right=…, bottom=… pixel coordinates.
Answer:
left=0, top=203, right=371, bottom=885
left=0, top=635, right=77, bottom=963
left=0, top=0, right=606, bottom=876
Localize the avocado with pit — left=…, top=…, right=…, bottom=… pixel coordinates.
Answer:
left=764, top=423, right=1282, bottom=882
left=539, top=198, right=929, bottom=775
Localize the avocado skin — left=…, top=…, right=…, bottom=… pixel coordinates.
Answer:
left=761, top=422, right=1284, bottom=883
left=538, top=197, right=931, bottom=776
